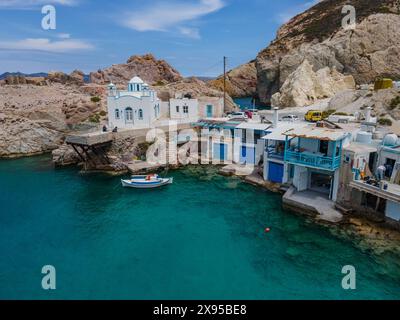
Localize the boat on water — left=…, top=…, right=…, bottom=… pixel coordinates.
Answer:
left=121, top=174, right=173, bottom=189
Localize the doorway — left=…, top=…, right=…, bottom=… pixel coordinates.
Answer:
left=309, top=172, right=332, bottom=196
left=319, top=140, right=329, bottom=156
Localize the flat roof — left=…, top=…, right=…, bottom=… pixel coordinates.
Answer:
left=235, top=122, right=271, bottom=131
left=344, top=142, right=379, bottom=154
left=284, top=126, right=349, bottom=141
left=262, top=122, right=309, bottom=141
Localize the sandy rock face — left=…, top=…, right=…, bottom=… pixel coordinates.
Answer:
left=209, top=61, right=257, bottom=98
left=89, top=53, right=182, bottom=85
left=272, top=60, right=355, bottom=108
left=0, top=84, right=106, bottom=157
left=256, top=2, right=400, bottom=104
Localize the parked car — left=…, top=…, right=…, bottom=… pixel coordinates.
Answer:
left=246, top=109, right=259, bottom=114
left=281, top=115, right=299, bottom=122
left=228, top=112, right=248, bottom=120
left=305, top=110, right=323, bottom=122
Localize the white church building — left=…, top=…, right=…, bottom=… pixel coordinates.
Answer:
left=107, top=76, right=224, bottom=130
left=107, top=76, right=162, bottom=130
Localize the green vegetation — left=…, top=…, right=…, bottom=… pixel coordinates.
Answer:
left=389, top=96, right=400, bottom=110
left=90, top=96, right=101, bottom=103
left=153, top=80, right=165, bottom=86
left=378, top=118, right=393, bottom=126
left=99, top=110, right=107, bottom=117
left=88, top=113, right=101, bottom=123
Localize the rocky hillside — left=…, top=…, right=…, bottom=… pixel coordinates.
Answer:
left=257, top=0, right=400, bottom=106
left=155, top=77, right=237, bottom=112
left=0, top=52, right=238, bottom=158
left=209, top=61, right=257, bottom=98
left=0, top=83, right=107, bottom=157
left=89, top=54, right=182, bottom=85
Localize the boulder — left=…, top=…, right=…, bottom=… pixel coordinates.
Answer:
left=89, top=53, right=182, bottom=85
left=272, top=60, right=355, bottom=108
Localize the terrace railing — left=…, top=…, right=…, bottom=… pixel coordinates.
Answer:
left=284, top=150, right=341, bottom=171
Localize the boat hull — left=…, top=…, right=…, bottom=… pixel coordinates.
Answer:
left=121, top=177, right=173, bottom=189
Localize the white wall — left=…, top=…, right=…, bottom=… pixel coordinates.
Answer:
left=107, top=93, right=161, bottom=129
left=293, top=166, right=308, bottom=191
left=386, top=201, right=400, bottom=221
left=169, top=98, right=199, bottom=121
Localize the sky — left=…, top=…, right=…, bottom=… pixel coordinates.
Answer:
left=0, top=0, right=320, bottom=77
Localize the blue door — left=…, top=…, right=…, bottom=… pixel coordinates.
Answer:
left=240, top=146, right=255, bottom=164
left=268, top=162, right=284, bottom=183
left=206, top=105, right=213, bottom=117
left=213, top=143, right=227, bottom=161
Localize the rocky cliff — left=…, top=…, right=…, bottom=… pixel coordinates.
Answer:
left=89, top=53, right=182, bottom=85
left=256, top=0, right=400, bottom=106
left=0, top=83, right=107, bottom=157
left=209, top=61, right=257, bottom=98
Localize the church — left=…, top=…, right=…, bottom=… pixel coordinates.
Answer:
left=107, top=76, right=224, bottom=130
left=107, top=76, right=162, bottom=130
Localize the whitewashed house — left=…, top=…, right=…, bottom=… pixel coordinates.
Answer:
left=169, top=97, right=199, bottom=122
left=283, top=123, right=352, bottom=201
left=107, top=76, right=161, bottom=130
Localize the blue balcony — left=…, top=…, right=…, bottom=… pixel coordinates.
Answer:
left=285, top=150, right=341, bottom=171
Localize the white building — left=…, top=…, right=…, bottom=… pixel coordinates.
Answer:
left=107, top=76, right=161, bottom=130
left=107, top=76, right=224, bottom=130
left=169, top=97, right=199, bottom=122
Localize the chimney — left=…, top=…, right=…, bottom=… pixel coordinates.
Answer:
left=273, top=107, right=279, bottom=128
left=365, top=107, right=371, bottom=122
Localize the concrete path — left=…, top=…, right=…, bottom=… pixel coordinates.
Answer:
left=283, top=187, right=343, bottom=223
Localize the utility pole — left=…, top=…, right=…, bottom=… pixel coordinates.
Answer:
left=223, top=56, right=227, bottom=111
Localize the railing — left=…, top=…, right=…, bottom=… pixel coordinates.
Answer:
left=266, top=148, right=284, bottom=160
left=284, top=150, right=341, bottom=171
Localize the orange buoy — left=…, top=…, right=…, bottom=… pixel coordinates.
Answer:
left=265, top=227, right=271, bottom=233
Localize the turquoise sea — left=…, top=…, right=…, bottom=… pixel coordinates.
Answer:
left=0, top=155, right=399, bottom=300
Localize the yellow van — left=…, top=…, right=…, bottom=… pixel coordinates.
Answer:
left=305, top=110, right=322, bottom=122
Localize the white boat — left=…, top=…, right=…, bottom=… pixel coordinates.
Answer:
left=121, top=174, right=173, bottom=189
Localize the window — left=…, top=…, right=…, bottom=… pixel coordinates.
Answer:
left=138, top=109, right=143, bottom=120
left=125, top=107, right=133, bottom=122
left=183, top=106, right=189, bottom=114
left=115, top=109, right=120, bottom=119
left=176, top=106, right=180, bottom=113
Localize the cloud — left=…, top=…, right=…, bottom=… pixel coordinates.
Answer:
left=0, top=38, right=93, bottom=53
left=178, top=27, right=201, bottom=39
left=122, top=0, right=225, bottom=38
left=276, top=0, right=321, bottom=24
left=0, top=0, right=78, bottom=8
